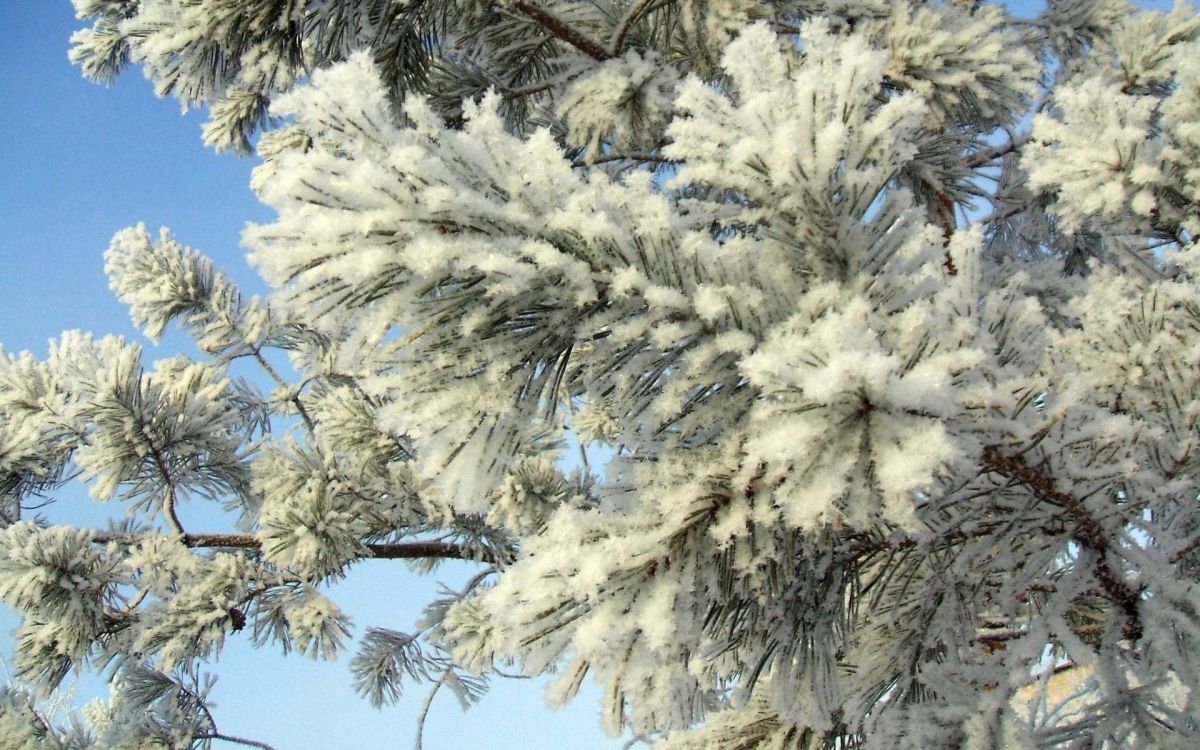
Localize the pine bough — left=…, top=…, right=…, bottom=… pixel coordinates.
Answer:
left=3, top=1, right=1200, bottom=747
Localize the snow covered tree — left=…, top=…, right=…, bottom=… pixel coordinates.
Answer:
left=4, top=0, right=1200, bottom=746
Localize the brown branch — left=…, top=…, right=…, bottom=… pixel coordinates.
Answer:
left=981, top=449, right=1143, bottom=640
left=574, top=151, right=677, bottom=167
left=976, top=623, right=1104, bottom=646
left=1170, top=532, right=1200, bottom=564
left=93, top=531, right=492, bottom=563
left=367, top=541, right=492, bottom=562
left=511, top=1, right=612, bottom=60
left=609, top=0, right=660, bottom=56
left=934, top=192, right=957, bottom=252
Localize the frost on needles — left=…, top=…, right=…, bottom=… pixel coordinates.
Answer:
left=4, top=0, right=1200, bottom=748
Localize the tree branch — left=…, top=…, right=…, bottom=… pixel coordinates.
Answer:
left=197, top=733, right=278, bottom=750
left=92, top=531, right=495, bottom=564
left=963, top=134, right=1030, bottom=169
left=609, top=0, right=659, bottom=56
left=976, top=623, right=1104, bottom=647
left=573, top=151, right=677, bottom=167
left=511, top=1, right=612, bottom=60
left=844, top=528, right=973, bottom=558
left=981, top=449, right=1143, bottom=640
left=414, top=668, right=450, bottom=750
left=147, top=442, right=185, bottom=536
left=1170, top=531, right=1200, bottom=564
left=249, top=346, right=315, bottom=434
left=934, top=191, right=958, bottom=266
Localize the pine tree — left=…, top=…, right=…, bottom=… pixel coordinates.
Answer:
left=4, top=0, right=1200, bottom=747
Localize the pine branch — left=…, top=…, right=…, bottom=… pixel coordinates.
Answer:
left=608, top=0, right=662, bottom=56
left=574, top=151, right=677, bottom=167
left=963, top=134, right=1031, bottom=169
left=1170, top=532, right=1200, bottom=564
left=248, top=346, right=315, bottom=434
left=504, top=78, right=561, bottom=97
left=196, top=734, right=278, bottom=750
left=414, top=668, right=449, bottom=750
left=511, top=1, right=612, bottom=60
left=976, top=623, right=1104, bottom=646
left=147, top=440, right=185, bottom=536
left=192, top=689, right=278, bottom=749
left=91, top=532, right=497, bottom=564
left=981, top=449, right=1144, bottom=640
left=934, top=191, right=958, bottom=263
left=844, top=528, right=974, bottom=559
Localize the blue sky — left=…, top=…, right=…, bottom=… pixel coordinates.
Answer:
left=0, top=4, right=624, bottom=748
left=0, top=1, right=1181, bottom=748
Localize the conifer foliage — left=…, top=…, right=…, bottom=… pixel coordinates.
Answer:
left=4, top=0, right=1200, bottom=747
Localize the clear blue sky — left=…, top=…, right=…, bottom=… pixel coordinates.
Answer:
left=0, top=1, right=1180, bottom=748
left=0, top=3, right=624, bottom=748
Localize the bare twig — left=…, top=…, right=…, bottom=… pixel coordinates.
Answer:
left=196, top=733, right=278, bottom=750
left=414, top=669, right=451, bottom=750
